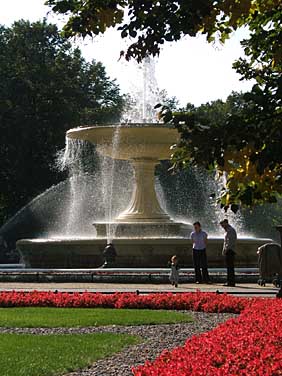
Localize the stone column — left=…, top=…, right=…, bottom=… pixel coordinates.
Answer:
left=117, top=158, right=171, bottom=222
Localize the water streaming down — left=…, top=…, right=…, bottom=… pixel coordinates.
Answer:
left=99, top=124, right=122, bottom=242
left=212, top=172, right=245, bottom=235
left=55, top=136, right=134, bottom=239
left=56, top=138, right=97, bottom=237
left=59, top=139, right=84, bottom=236
left=157, top=164, right=246, bottom=236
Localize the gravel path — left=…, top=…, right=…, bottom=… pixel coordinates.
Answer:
left=0, top=311, right=235, bottom=376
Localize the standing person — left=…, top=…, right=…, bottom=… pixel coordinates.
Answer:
left=0, top=236, right=8, bottom=263
left=190, top=222, right=211, bottom=284
left=168, top=255, right=180, bottom=287
left=220, top=219, right=237, bottom=287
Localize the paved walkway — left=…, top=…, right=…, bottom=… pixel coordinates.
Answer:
left=0, top=282, right=279, bottom=296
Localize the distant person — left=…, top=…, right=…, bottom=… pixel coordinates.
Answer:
left=0, top=236, right=8, bottom=264
left=190, top=222, right=211, bottom=284
left=220, top=219, right=237, bottom=287
left=0, top=236, right=7, bottom=250
left=168, top=255, right=180, bottom=287
left=100, top=243, right=117, bottom=268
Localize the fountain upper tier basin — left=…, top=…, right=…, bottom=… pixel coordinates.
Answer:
left=67, top=124, right=180, bottom=160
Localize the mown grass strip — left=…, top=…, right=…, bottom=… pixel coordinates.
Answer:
left=0, top=307, right=193, bottom=327
left=0, top=333, right=139, bottom=376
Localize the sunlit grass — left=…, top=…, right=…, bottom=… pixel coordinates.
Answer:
left=0, top=333, right=139, bottom=376
left=0, top=307, right=193, bottom=327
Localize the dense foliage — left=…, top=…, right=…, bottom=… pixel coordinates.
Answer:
left=45, top=1, right=279, bottom=62
left=168, top=1, right=282, bottom=210
left=0, top=20, right=124, bottom=223
left=158, top=90, right=281, bottom=210
left=165, top=74, right=281, bottom=210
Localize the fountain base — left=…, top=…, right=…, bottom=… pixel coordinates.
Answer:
left=94, top=222, right=192, bottom=238
left=17, top=237, right=270, bottom=269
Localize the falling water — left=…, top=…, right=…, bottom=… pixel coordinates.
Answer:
left=99, top=125, right=122, bottom=242
left=212, top=172, right=245, bottom=235
left=57, top=138, right=92, bottom=236
left=54, top=132, right=134, bottom=240
left=157, top=162, right=246, bottom=236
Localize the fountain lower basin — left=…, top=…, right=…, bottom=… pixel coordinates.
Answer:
left=17, top=236, right=270, bottom=268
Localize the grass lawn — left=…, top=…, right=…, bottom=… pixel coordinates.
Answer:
left=0, top=307, right=193, bottom=327
left=0, top=333, right=139, bottom=376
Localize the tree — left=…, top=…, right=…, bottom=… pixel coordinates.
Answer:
left=0, top=20, right=124, bottom=224
left=158, top=86, right=282, bottom=210
left=167, top=1, right=282, bottom=209
left=45, top=1, right=281, bottom=61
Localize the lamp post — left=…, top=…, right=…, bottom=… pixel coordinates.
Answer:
left=275, top=226, right=282, bottom=298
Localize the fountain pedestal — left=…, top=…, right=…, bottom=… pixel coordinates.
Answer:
left=118, top=159, right=170, bottom=223
left=94, top=158, right=190, bottom=237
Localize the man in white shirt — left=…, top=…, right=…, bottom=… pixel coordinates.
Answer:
left=190, top=222, right=211, bottom=284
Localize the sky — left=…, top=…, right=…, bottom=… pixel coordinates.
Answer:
left=0, top=0, right=253, bottom=106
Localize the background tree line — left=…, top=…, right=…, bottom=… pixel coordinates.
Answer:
left=0, top=19, right=124, bottom=225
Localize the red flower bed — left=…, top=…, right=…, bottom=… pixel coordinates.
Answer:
left=0, top=291, right=250, bottom=312
left=133, top=298, right=282, bottom=376
left=0, top=291, right=280, bottom=375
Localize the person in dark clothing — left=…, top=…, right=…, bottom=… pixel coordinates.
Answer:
left=190, top=222, right=211, bottom=284
left=220, top=219, right=237, bottom=287
left=100, top=243, right=117, bottom=268
left=0, top=236, right=9, bottom=264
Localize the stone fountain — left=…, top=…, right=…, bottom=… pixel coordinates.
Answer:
left=16, top=122, right=270, bottom=268
left=67, top=123, right=189, bottom=238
